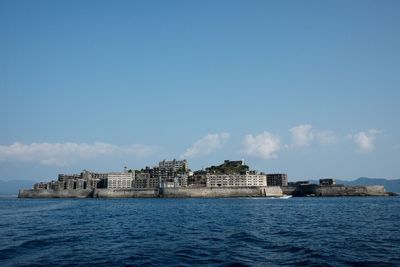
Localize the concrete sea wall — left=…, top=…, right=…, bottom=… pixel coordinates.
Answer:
left=18, top=186, right=283, bottom=198
left=18, top=189, right=93, bottom=198
left=160, top=186, right=283, bottom=198
left=94, top=188, right=158, bottom=198
left=282, top=186, right=297, bottom=196
left=282, top=185, right=388, bottom=197
left=18, top=185, right=388, bottom=198
left=315, top=185, right=387, bottom=196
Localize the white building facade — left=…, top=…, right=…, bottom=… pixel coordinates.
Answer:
left=206, top=172, right=267, bottom=188
left=107, top=172, right=134, bottom=189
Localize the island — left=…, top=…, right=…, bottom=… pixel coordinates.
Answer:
left=18, top=159, right=393, bottom=198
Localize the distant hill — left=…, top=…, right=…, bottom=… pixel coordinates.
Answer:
left=308, top=177, right=400, bottom=193
left=0, top=180, right=36, bottom=196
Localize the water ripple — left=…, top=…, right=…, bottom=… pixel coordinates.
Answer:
left=0, top=197, right=399, bottom=266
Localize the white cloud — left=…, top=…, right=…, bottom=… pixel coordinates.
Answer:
left=290, top=124, right=336, bottom=147
left=290, top=124, right=313, bottom=147
left=0, top=142, right=157, bottom=166
left=181, top=133, right=230, bottom=158
left=349, top=129, right=380, bottom=153
left=242, top=132, right=281, bottom=159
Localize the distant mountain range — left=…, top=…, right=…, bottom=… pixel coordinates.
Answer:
left=1, top=177, right=399, bottom=196
left=309, top=177, right=400, bottom=193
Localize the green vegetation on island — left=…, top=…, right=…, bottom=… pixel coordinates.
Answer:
left=205, top=160, right=249, bottom=175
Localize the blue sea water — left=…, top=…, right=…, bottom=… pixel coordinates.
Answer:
left=0, top=197, right=399, bottom=267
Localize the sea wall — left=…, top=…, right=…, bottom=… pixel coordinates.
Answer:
left=315, top=185, right=387, bottom=196
left=160, top=186, right=283, bottom=198
left=282, top=186, right=297, bottom=196
left=18, top=189, right=93, bottom=198
left=94, top=188, right=158, bottom=198
left=18, top=186, right=283, bottom=198
left=282, top=184, right=388, bottom=197
left=19, top=185, right=387, bottom=198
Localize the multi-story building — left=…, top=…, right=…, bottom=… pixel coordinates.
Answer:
left=134, top=159, right=191, bottom=189
left=175, top=174, right=188, bottom=187
left=160, top=174, right=187, bottom=188
left=81, top=170, right=108, bottom=189
left=50, top=181, right=63, bottom=190
left=319, top=178, right=335, bottom=186
left=34, top=182, right=48, bottom=190
left=288, top=181, right=309, bottom=187
left=187, top=172, right=207, bottom=187
left=206, top=172, right=267, bottom=187
left=34, top=179, right=86, bottom=190
left=222, top=160, right=244, bottom=167
left=61, top=178, right=85, bottom=190
left=58, top=174, right=81, bottom=183
left=133, top=173, right=160, bottom=189
left=55, top=170, right=134, bottom=190
left=266, top=173, right=288, bottom=187
left=159, top=159, right=188, bottom=172
left=65, top=178, right=76, bottom=190
left=136, top=170, right=188, bottom=189
left=34, top=163, right=191, bottom=191
left=147, top=167, right=176, bottom=181
left=106, top=172, right=134, bottom=189
left=161, top=181, right=175, bottom=188
left=57, top=171, right=109, bottom=189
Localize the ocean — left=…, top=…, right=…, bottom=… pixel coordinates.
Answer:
left=0, top=197, right=399, bottom=266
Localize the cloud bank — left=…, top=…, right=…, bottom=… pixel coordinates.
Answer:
left=1, top=126, right=381, bottom=166
left=181, top=133, right=230, bottom=158
left=242, top=124, right=379, bottom=160
left=0, top=142, right=157, bottom=166
left=242, top=132, right=281, bottom=159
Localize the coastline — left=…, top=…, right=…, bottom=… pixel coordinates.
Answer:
left=18, top=185, right=393, bottom=199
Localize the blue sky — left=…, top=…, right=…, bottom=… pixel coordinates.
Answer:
left=0, top=0, right=399, bottom=181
